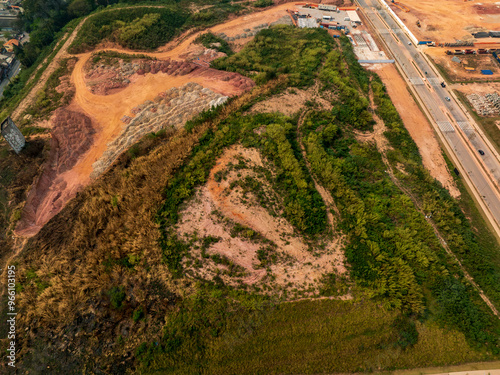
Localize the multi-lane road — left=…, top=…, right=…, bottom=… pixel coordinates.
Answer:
left=356, top=0, right=500, bottom=234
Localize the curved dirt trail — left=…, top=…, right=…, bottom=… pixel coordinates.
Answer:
left=14, top=3, right=293, bottom=236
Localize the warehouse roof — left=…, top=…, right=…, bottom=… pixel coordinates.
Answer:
left=346, top=11, right=361, bottom=23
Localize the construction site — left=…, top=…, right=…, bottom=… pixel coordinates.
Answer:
left=286, top=4, right=392, bottom=63
left=385, top=0, right=500, bottom=79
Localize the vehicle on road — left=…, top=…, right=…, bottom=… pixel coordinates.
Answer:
left=445, top=96, right=451, bottom=101
left=441, top=81, right=446, bottom=87
left=479, top=150, right=485, bottom=155
left=408, top=42, right=411, bottom=45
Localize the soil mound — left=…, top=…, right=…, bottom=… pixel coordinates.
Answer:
left=15, top=108, right=95, bottom=236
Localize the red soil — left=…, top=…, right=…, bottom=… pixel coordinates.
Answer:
left=15, top=107, right=95, bottom=236
left=14, top=3, right=292, bottom=237
left=474, top=4, right=500, bottom=14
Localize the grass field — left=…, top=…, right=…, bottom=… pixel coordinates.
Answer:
left=140, top=298, right=488, bottom=374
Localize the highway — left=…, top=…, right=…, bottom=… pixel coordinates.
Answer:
left=356, top=0, right=500, bottom=234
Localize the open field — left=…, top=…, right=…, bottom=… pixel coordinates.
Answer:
left=388, top=0, right=500, bottom=44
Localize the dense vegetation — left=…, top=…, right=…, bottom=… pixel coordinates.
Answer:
left=68, top=7, right=188, bottom=53
left=212, top=26, right=334, bottom=86
left=5, top=10, right=500, bottom=374
left=158, top=112, right=328, bottom=276
left=148, top=26, right=500, bottom=369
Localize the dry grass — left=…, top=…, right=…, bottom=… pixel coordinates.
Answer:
left=10, top=78, right=285, bottom=370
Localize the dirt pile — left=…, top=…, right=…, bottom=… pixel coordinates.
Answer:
left=85, top=56, right=252, bottom=95
left=15, top=108, right=95, bottom=236
left=178, top=45, right=227, bottom=65
left=90, top=82, right=228, bottom=178
left=51, top=108, right=95, bottom=173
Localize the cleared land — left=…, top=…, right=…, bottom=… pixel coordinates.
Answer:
left=369, top=64, right=460, bottom=197
left=13, top=4, right=294, bottom=236
left=389, top=0, right=500, bottom=44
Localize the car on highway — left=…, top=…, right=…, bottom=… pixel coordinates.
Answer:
left=478, top=150, right=485, bottom=156
left=445, top=96, right=451, bottom=101
left=408, top=42, right=411, bottom=45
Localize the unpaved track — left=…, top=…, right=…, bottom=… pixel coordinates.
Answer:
left=372, top=64, right=460, bottom=197
left=12, top=3, right=294, bottom=237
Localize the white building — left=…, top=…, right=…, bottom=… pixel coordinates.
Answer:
left=346, top=10, right=361, bottom=24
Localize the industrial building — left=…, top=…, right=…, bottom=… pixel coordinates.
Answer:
left=346, top=11, right=362, bottom=24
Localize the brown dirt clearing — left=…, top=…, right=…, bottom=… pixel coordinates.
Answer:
left=427, top=50, right=500, bottom=81
left=369, top=64, right=460, bottom=197
left=249, top=86, right=333, bottom=116
left=389, top=0, right=500, bottom=44
left=176, top=145, right=347, bottom=297
left=14, top=4, right=297, bottom=237
left=451, top=81, right=500, bottom=95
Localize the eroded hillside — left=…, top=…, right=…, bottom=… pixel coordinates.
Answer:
left=1, top=4, right=500, bottom=375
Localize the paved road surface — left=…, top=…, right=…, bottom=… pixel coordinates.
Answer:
left=0, top=59, right=21, bottom=97
left=356, top=0, right=500, bottom=232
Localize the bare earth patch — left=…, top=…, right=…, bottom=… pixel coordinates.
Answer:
left=249, top=87, right=333, bottom=116
left=176, top=145, right=346, bottom=297
left=368, top=64, right=460, bottom=197
left=390, top=0, right=500, bottom=44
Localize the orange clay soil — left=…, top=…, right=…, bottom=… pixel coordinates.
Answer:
left=388, top=0, right=500, bottom=44
left=370, top=64, right=460, bottom=197
left=14, top=4, right=295, bottom=237
left=177, top=145, right=347, bottom=292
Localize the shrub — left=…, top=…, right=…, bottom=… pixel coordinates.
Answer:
left=108, top=286, right=126, bottom=309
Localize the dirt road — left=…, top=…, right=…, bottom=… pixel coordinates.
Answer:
left=13, top=3, right=294, bottom=236
left=370, top=64, right=460, bottom=196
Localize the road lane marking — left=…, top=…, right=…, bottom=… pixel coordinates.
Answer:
left=437, top=121, right=455, bottom=133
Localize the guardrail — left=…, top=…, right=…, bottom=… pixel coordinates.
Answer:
left=377, top=0, right=418, bottom=45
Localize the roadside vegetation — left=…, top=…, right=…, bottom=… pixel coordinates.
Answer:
left=3, top=8, right=500, bottom=375
left=68, top=7, right=188, bottom=53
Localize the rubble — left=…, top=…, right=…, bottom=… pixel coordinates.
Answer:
left=467, top=92, right=500, bottom=116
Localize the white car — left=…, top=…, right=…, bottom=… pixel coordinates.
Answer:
left=408, top=42, right=411, bottom=45
left=445, top=96, right=451, bottom=101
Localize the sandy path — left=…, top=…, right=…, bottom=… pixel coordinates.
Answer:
left=371, top=64, right=460, bottom=197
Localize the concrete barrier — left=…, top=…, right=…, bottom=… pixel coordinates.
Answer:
left=377, top=0, right=418, bottom=45
left=358, top=59, right=395, bottom=63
